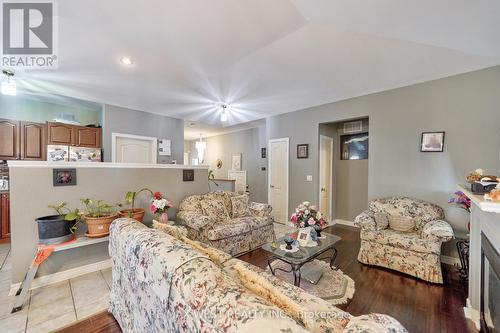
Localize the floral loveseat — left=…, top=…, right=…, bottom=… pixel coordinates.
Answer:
left=109, top=218, right=408, bottom=333
left=354, top=197, right=454, bottom=283
left=176, top=191, right=275, bottom=256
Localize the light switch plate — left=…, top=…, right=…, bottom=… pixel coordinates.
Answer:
left=306, top=175, right=313, bottom=181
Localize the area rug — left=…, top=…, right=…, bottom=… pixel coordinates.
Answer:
left=266, top=259, right=355, bottom=305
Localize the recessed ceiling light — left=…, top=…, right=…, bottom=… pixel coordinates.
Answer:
left=120, top=57, right=133, bottom=66
left=216, top=102, right=231, bottom=122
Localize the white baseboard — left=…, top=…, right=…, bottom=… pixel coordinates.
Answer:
left=9, top=259, right=111, bottom=296
left=333, top=219, right=358, bottom=227
left=440, top=255, right=461, bottom=266
left=464, top=298, right=480, bottom=330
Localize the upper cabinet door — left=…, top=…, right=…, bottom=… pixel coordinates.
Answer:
left=20, top=122, right=47, bottom=160
left=47, top=122, right=75, bottom=145
left=0, top=118, right=20, bottom=160
left=75, top=127, right=101, bottom=148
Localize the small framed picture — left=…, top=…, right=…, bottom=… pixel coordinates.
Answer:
left=183, top=169, right=194, bottom=181
left=261, top=147, right=266, bottom=158
left=297, top=144, right=309, bottom=159
left=231, top=153, right=242, bottom=170
left=297, top=227, right=312, bottom=247
left=421, top=132, right=445, bottom=152
left=53, top=169, right=77, bottom=186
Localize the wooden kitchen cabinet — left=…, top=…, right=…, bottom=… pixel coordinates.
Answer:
left=0, top=194, right=10, bottom=240
left=75, top=126, right=101, bottom=147
left=20, top=121, right=47, bottom=160
left=0, top=118, right=20, bottom=160
left=47, top=122, right=75, bottom=145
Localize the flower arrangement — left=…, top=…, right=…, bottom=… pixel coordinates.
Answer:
left=150, top=192, right=173, bottom=215
left=290, top=201, right=327, bottom=229
left=449, top=191, right=471, bottom=213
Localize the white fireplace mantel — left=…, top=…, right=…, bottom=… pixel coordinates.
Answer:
left=458, top=184, right=500, bottom=329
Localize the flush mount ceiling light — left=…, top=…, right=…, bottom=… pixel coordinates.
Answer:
left=1, top=70, right=16, bottom=96
left=195, top=134, right=206, bottom=163
left=216, top=102, right=231, bottom=122
left=120, top=56, right=134, bottom=66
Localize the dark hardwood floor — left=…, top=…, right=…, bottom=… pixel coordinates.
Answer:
left=56, top=224, right=477, bottom=333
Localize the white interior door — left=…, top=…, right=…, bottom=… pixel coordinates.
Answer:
left=319, top=135, right=333, bottom=221
left=268, top=138, right=289, bottom=224
left=112, top=133, right=157, bottom=164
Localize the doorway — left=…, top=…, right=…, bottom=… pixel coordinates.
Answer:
left=112, top=133, right=157, bottom=164
left=268, top=138, right=289, bottom=224
left=319, top=135, right=334, bottom=222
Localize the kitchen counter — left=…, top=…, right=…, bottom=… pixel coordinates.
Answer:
left=7, top=161, right=208, bottom=169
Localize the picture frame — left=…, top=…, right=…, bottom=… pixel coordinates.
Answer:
left=297, top=144, right=309, bottom=159
left=183, top=169, right=194, bottom=181
left=297, top=227, right=312, bottom=247
left=261, top=147, right=266, bottom=158
left=53, top=168, right=77, bottom=186
left=420, top=132, right=445, bottom=152
left=231, top=153, right=242, bottom=170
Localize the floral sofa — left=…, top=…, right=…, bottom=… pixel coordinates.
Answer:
left=109, top=218, right=408, bottom=333
left=354, top=197, right=454, bottom=284
left=176, top=191, right=275, bottom=256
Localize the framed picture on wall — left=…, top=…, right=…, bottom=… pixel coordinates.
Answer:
left=297, top=144, right=309, bottom=159
left=183, top=169, right=194, bottom=181
left=53, top=169, right=77, bottom=186
left=420, top=132, right=445, bottom=152
left=261, top=148, right=266, bottom=158
left=231, top=153, right=242, bottom=170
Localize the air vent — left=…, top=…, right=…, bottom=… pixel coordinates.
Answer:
left=343, top=120, right=363, bottom=134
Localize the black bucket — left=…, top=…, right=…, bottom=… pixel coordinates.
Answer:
left=35, top=215, right=74, bottom=245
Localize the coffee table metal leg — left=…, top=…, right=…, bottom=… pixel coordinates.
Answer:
left=292, top=264, right=301, bottom=286
left=329, top=247, right=338, bottom=270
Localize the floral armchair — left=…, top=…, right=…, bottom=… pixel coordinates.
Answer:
left=354, top=197, right=454, bottom=283
left=176, top=191, right=275, bottom=256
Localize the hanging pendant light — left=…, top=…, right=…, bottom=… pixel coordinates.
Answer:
left=1, top=70, right=16, bottom=96
left=195, top=134, right=206, bottom=163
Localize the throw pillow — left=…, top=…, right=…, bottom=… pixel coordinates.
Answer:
left=230, top=195, right=251, bottom=218
left=388, top=215, right=415, bottom=232
left=373, top=213, right=389, bottom=230
left=200, top=198, right=230, bottom=221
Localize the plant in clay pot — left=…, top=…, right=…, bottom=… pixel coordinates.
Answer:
left=81, top=198, right=121, bottom=237
left=120, top=188, right=153, bottom=222
left=150, top=191, right=173, bottom=224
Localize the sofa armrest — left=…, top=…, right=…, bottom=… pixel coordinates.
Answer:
left=343, top=313, right=408, bottom=333
left=421, top=220, right=454, bottom=242
left=354, top=211, right=376, bottom=231
left=249, top=201, right=273, bottom=217
left=176, top=211, right=214, bottom=232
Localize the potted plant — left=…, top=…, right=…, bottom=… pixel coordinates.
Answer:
left=208, top=170, right=219, bottom=191
left=36, top=202, right=81, bottom=245
left=120, top=188, right=153, bottom=222
left=150, top=192, right=173, bottom=223
left=81, top=198, right=120, bottom=237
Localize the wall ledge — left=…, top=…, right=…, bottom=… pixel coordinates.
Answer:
left=7, top=161, right=208, bottom=169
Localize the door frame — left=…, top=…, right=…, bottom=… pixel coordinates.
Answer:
left=111, top=132, right=158, bottom=164
left=319, top=135, right=334, bottom=222
left=267, top=137, right=289, bottom=223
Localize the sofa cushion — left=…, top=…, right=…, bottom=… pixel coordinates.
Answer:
left=344, top=313, right=408, bottom=333
left=207, top=220, right=251, bottom=240
left=232, top=216, right=273, bottom=230
left=179, top=194, right=203, bottom=214
left=231, top=194, right=251, bottom=218
left=360, top=228, right=441, bottom=254
left=373, top=213, right=389, bottom=230
left=204, top=191, right=235, bottom=216
left=200, top=198, right=230, bottom=221
left=388, top=215, right=415, bottom=232
left=369, top=197, right=445, bottom=222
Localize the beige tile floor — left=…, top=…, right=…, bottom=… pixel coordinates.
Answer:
left=0, top=243, right=112, bottom=333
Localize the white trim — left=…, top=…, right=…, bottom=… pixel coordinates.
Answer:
left=464, top=298, right=481, bottom=330
left=334, top=219, right=358, bottom=227
left=7, top=161, right=208, bottom=169
left=268, top=138, right=289, bottom=224
left=9, top=259, right=111, bottom=296
left=319, top=135, right=334, bottom=221
left=440, top=255, right=461, bottom=266
left=111, top=132, right=158, bottom=164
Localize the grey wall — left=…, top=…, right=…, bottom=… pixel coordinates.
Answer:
left=9, top=165, right=208, bottom=283
left=102, top=104, right=184, bottom=164
left=186, top=126, right=268, bottom=203
left=267, top=65, right=500, bottom=236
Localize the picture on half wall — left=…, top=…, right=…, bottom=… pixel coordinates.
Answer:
left=340, top=133, right=369, bottom=160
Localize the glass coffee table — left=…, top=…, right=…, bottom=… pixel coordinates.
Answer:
left=262, top=232, right=341, bottom=287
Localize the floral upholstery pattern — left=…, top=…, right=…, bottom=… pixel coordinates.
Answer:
left=177, top=191, right=275, bottom=256
left=230, top=194, right=251, bottom=218
left=200, top=198, right=230, bottom=221
left=110, top=218, right=408, bottom=333
left=178, top=194, right=203, bottom=214
left=355, top=197, right=454, bottom=284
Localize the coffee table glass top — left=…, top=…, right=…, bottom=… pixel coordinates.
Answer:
left=262, top=232, right=341, bottom=265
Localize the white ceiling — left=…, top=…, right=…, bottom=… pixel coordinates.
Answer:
left=12, top=0, right=500, bottom=129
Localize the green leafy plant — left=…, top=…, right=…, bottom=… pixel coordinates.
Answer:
left=80, top=198, right=121, bottom=218
left=48, top=202, right=82, bottom=234
left=208, top=170, right=219, bottom=187
left=124, top=188, right=153, bottom=216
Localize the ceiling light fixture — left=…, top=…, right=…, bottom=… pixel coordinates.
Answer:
left=195, top=134, right=206, bottom=163
left=120, top=57, right=134, bottom=66
left=217, top=103, right=231, bottom=122
left=1, top=70, right=16, bottom=96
